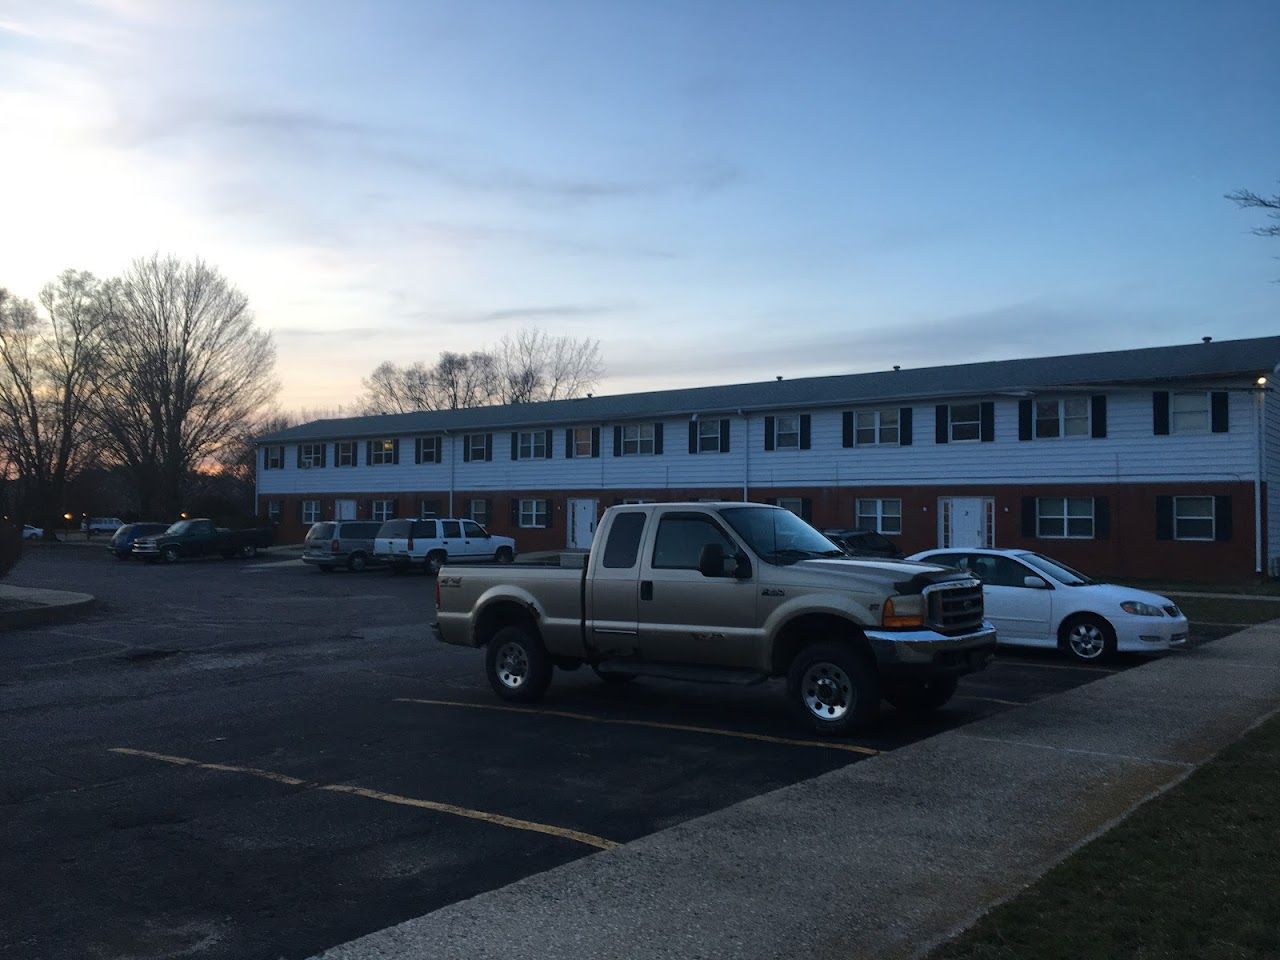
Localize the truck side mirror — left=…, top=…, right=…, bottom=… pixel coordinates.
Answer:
left=698, top=542, right=726, bottom=577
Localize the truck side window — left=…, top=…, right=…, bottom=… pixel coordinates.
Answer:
left=652, top=515, right=736, bottom=570
left=601, top=512, right=646, bottom=568
left=440, top=520, right=461, bottom=538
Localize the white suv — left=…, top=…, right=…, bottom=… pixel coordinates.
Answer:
left=374, top=517, right=516, bottom=574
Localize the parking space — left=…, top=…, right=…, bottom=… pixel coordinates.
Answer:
left=0, top=546, right=1228, bottom=960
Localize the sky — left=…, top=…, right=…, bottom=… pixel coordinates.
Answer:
left=1, top=0, right=1278, bottom=410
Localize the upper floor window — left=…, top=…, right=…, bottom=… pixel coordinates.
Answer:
left=1035, top=398, right=1089, bottom=439
left=335, top=441, right=356, bottom=467
left=949, top=403, right=981, bottom=442
left=464, top=433, right=492, bottom=462
left=856, top=498, right=901, bottom=534
left=264, top=446, right=283, bottom=470
left=571, top=427, right=596, bottom=458
left=775, top=415, right=800, bottom=449
left=414, top=436, right=441, bottom=464
left=298, top=442, right=326, bottom=469
left=621, top=423, right=656, bottom=456
left=516, top=430, right=550, bottom=460
left=697, top=418, right=728, bottom=453
left=1037, top=497, right=1094, bottom=538
left=368, top=438, right=397, bottom=466
left=1171, top=392, right=1209, bottom=434
left=857, top=409, right=899, bottom=445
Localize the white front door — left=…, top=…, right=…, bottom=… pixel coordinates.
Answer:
left=567, top=498, right=598, bottom=549
left=941, top=497, right=987, bottom=548
left=335, top=499, right=357, bottom=521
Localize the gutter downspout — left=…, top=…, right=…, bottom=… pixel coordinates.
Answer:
left=739, top=409, right=749, bottom=501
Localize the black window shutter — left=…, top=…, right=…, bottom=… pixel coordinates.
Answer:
left=1018, top=399, right=1033, bottom=441
left=365, top=499, right=374, bottom=519
left=1094, top=497, right=1110, bottom=539
left=261, top=448, right=268, bottom=471
left=900, top=407, right=913, bottom=446
left=1214, top=496, right=1233, bottom=541
left=980, top=401, right=995, bottom=442
left=366, top=440, right=374, bottom=464
left=935, top=405, right=949, bottom=444
left=543, top=499, right=555, bottom=529
left=565, top=428, right=574, bottom=459
left=720, top=418, right=730, bottom=453
left=1211, top=391, right=1229, bottom=433
left=1153, top=392, right=1170, bottom=435
left=689, top=421, right=698, bottom=454
left=1155, top=496, right=1174, bottom=540
left=296, top=445, right=302, bottom=468
left=764, top=416, right=776, bottom=451
left=842, top=411, right=853, bottom=448
left=392, top=439, right=400, bottom=465
left=1091, top=395, right=1108, bottom=439
left=297, top=500, right=304, bottom=522
left=484, top=434, right=493, bottom=462
left=799, top=414, right=811, bottom=450
left=591, top=427, right=600, bottom=458
left=511, top=499, right=520, bottom=526
left=613, top=425, right=622, bottom=456
left=544, top=429, right=553, bottom=458
left=462, top=438, right=472, bottom=463
left=391, top=498, right=399, bottom=518
left=319, top=444, right=327, bottom=467
left=435, top=438, right=443, bottom=463
left=801, top=498, right=813, bottom=522
left=1021, top=497, right=1036, bottom=538
left=511, top=432, right=519, bottom=460
left=654, top=422, right=663, bottom=455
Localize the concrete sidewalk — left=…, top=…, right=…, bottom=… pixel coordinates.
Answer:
left=0, top=583, right=96, bottom=627
left=314, top=624, right=1280, bottom=960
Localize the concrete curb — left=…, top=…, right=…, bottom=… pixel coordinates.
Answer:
left=312, top=624, right=1280, bottom=960
left=0, top=584, right=96, bottom=628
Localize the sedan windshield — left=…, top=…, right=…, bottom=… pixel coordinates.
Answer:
left=1019, top=552, right=1093, bottom=586
left=719, top=507, right=844, bottom=565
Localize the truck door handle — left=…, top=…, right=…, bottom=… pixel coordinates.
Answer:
left=640, top=581, right=653, bottom=601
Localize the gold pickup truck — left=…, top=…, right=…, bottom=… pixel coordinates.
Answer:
left=435, top=502, right=996, bottom=734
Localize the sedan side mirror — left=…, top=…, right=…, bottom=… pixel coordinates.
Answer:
left=1023, top=575, right=1049, bottom=589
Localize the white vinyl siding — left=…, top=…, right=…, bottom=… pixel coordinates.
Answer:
left=371, top=499, right=395, bottom=522
left=1173, top=496, right=1214, bottom=540
left=1037, top=496, right=1094, bottom=538
left=1171, top=392, right=1210, bottom=434
left=856, top=498, right=901, bottom=534
left=856, top=409, right=898, bottom=445
left=302, top=500, right=320, bottom=524
left=1035, top=398, right=1089, bottom=439
left=518, top=499, right=548, bottom=528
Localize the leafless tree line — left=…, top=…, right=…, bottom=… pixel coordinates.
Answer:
left=0, top=257, right=277, bottom=536
left=360, top=328, right=603, bottom=414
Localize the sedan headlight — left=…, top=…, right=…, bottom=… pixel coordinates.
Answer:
left=1120, top=600, right=1164, bottom=617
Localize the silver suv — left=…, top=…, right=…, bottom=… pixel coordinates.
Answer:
left=303, top=520, right=384, bottom=573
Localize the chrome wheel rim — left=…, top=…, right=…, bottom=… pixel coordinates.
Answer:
left=495, top=642, right=529, bottom=689
left=801, top=662, right=853, bottom=721
left=1068, top=622, right=1105, bottom=659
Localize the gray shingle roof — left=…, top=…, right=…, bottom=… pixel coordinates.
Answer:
left=257, top=335, right=1280, bottom=443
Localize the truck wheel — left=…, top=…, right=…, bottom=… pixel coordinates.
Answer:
left=347, top=552, right=367, bottom=572
left=425, top=551, right=446, bottom=575
left=883, top=676, right=959, bottom=715
left=485, top=626, right=552, bottom=702
left=239, top=544, right=257, bottom=559
left=786, top=643, right=879, bottom=735
left=161, top=545, right=180, bottom=564
left=591, top=666, right=636, bottom=685
left=495, top=546, right=514, bottom=564
left=1060, top=614, right=1115, bottom=663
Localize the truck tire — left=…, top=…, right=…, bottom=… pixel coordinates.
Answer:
left=786, top=643, right=879, bottom=735
left=1060, top=613, right=1115, bottom=663
left=485, top=625, right=552, bottom=702
left=495, top=546, right=514, bottom=564
left=239, top=544, right=257, bottom=559
left=161, top=545, right=180, bottom=564
left=425, top=551, right=446, bottom=575
left=347, top=552, right=367, bottom=573
left=883, top=676, right=959, bottom=715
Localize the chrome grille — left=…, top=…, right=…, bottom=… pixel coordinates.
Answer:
left=925, top=579, right=985, bottom=634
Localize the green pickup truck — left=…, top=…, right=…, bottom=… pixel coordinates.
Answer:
left=132, top=519, right=274, bottom=563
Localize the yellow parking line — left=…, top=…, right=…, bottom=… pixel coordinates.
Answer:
left=109, top=747, right=616, bottom=851
left=394, top=698, right=880, bottom=756
left=992, top=658, right=1118, bottom=674
left=954, top=694, right=1028, bottom=707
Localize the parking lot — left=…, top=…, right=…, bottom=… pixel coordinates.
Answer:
left=0, top=545, right=1231, bottom=960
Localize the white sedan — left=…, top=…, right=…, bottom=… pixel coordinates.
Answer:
left=908, top=547, right=1189, bottom=663
left=22, top=524, right=43, bottom=540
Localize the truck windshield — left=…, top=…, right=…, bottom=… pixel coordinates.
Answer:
left=165, top=520, right=192, bottom=535
left=719, top=507, right=844, bottom=566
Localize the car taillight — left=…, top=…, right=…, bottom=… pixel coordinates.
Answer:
left=331, top=539, right=340, bottom=553
left=882, top=595, right=925, bottom=629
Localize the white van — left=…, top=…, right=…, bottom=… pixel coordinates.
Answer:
left=373, top=518, right=516, bottom=574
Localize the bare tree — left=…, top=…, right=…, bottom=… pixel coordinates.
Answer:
left=494, top=329, right=603, bottom=404
left=96, top=256, right=278, bottom=518
left=0, top=274, right=108, bottom=537
left=1227, top=185, right=1280, bottom=239
left=361, top=351, right=501, bottom=413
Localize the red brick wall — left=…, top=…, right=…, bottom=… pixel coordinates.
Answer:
left=259, top=480, right=1261, bottom=582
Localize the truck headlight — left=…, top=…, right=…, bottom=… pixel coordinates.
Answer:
left=1120, top=600, right=1163, bottom=617
left=882, top=594, right=925, bottom=629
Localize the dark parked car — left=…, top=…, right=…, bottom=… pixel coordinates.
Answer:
left=822, top=528, right=904, bottom=559
left=108, top=523, right=170, bottom=560
left=302, top=520, right=384, bottom=572
left=133, top=519, right=274, bottom=562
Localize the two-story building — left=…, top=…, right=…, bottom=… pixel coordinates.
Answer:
left=256, top=335, right=1280, bottom=581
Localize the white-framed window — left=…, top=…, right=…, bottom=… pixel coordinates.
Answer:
left=1174, top=496, right=1214, bottom=540
left=419, top=500, right=442, bottom=519
left=856, top=498, right=902, bottom=534
left=465, top=433, right=489, bottom=461
left=856, top=409, right=899, bottom=445
left=1035, top=398, right=1090, bottom=439
left=371, top=499, right=395, bottom=523
left=335, top=441, right=356, bottom=467
left=698, top=418, right=725, bottom=453
left=302, top=500, right=321, bottom=524
left=1036, top=497, right=1094, bottom=538
left=369, top=439, right=396, bottom=465
left=573, top=427, right=594, bottom=457
left=267, top=500, right=282, bottom=522
left=776, top=497, right=804, bottom=517
left=621, top=423, right=655, bottom=456
left=621, top=498, right=655, bottom=505
left=518, top=430, right=548, bottom=460
left=949, top=403, right=981, bottom=442
left=1172, top=392, right=1210, bottom=434
left=299, top=442, right=324, bottom=468
left=469, top=499, right=490, bottom=526
left=415, top=436, right=441, bottom=464
left=264, top=446, right=283, bottom=470
left=518, top=499, right=549, bottom=528
left=774, top=415, right=800, bottom=449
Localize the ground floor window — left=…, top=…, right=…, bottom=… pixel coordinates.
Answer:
left=1036, top=497, right=1094, bottom=538
left=267, top=501, right=282, bottom=522
left=469, top=499, right=490, bottom=526
left=301, top=500, right=320, bottom=524
left=371, top=499, right=395, bottom=523
left=1174, top=496, right=1215, bottom=540
left=856, top=498, right=902, bottom=534
left=621, top=498, right=655, bottom=504
left=518, top=499, right=549, bottom=528
left=775, top=497, right=804, bottom=517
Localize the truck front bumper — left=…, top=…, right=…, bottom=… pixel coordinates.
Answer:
left=865, top=621, right=998, bottom=678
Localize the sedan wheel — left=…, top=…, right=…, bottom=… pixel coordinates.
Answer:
left=1063, top=615, right=1114, bottom=662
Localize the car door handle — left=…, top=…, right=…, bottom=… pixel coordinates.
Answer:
left=640, top=581, right=653, bottom=601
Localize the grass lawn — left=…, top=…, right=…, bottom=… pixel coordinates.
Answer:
left=1121, top=577, right=1280, bottom=598
left=929, top=711, right=1280, bottom=960
left=1175, top=596, right=1280, bottom=627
